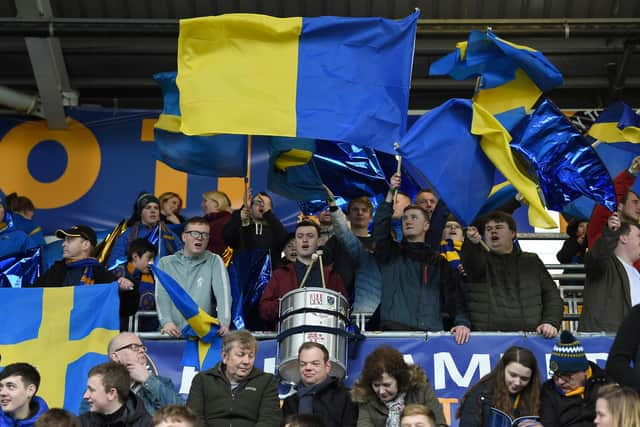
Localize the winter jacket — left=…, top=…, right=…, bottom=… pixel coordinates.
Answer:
left=156, top=250, right=231, bottom=330
left=282, top=377, right=358, bottom=427
left=457, top=381, right=537, bottom=427
left=223, top=209, right=288, bottom=269
left=460, top=239, right=563, bottom=331
left=186, top=362, right=281, bottom=427
left=579, top=225, right=633, bottom=332
left=79, top=392, right=152, bottom=427
left=0, top=396, right=48, bottom=427
left=540, top=362, right=612, bottom=427
left=259, top=261, right=348, bottom=327
left=0, top=225, right=37, bottom=259
left=373, top=202, right=469, bottom=331
left=351, top=365, right=447, bottom=427
left=606, top=304, right=640, bottom=392
left=329, top=207, right=381, bottom=313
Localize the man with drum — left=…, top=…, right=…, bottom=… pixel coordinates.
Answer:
left=258, top=219, right=349, bottom=330
left=282, top=342, right=357, bottom=427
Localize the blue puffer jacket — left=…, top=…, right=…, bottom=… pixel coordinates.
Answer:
left=0, top=396, right=49, bottom=427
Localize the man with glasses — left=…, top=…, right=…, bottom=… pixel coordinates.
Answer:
left=540, top=330, right=613, bottom=426
left=80, top=332, right=183, bottom=415
left=156, top=217, right=231, bottom=338
left=282, top=342, right=357, bottom=427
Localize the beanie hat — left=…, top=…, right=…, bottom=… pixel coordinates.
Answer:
left=549, top=330, right=589, bottom=374
left=135, top=193, right=160, bottom=216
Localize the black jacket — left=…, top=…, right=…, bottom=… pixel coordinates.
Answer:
left=540, top=362, right=611, bottom=427
left=461, top=241, right=563, bottom=331
left=79, top=393, right=152, bottom=427
left=606, top=304, right=640, bottom=392
left=282, top=377, right=357, bottom=427
left=186, top=362, right=281, bottom=427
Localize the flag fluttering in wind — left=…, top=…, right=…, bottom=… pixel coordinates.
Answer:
left=153, top=71, right=248, bottom=177
left=176, top=11, right=419, bottom=153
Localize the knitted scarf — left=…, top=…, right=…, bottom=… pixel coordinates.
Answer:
left=65, top=258, right=102, bottom=285
left=385, top=392, right=406, bottom=427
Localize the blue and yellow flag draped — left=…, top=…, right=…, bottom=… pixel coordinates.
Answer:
left=589, top=101, right=640, bottom=145
left=150, top=264, right=221, bottom=370
left=153, top=71, right=248, bottom=177
left=430, top=30, right=563, bottom=131
left=176, top=11, right=419, bottom=153
left=0, top=284, right=119, bottom=413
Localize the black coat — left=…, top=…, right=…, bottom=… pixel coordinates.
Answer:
left=540, top=362, right=611, bottom=427
left=461, top=241, right=563, bottom=331
left=606, top=304, right=640, bottom=392
left=79, top=393, right=152, bottom=427
left=282, top=377, right=358, bottom=427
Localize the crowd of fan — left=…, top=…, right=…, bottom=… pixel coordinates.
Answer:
left=4, top=156, right=640, bottom=425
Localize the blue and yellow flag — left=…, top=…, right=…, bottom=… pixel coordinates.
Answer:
left=0, top=284, right=119, bottom=413
left=176, top=11, right=419, bottom=153
left=589, top=101, right=640, bottom=145
left=150, top=264, right=221, bottom=370
left=430, top=30, right=563, bottom=131
left=153, top=71, right=249, bottom=178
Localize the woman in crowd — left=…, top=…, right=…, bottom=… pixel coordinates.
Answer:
left=595, top=384, right=640, bottom=427
left=158, top=191, right=185, bottom=227
left=456, top=346, right=542, bottom=427
left=351, top=346, right=447, bottom=427
left=202, top=190, right=232, bottom=256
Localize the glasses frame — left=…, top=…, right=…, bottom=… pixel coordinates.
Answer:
left=113, top=343, right=147, bottom=353
left=184, top=230, right=210, bottom=240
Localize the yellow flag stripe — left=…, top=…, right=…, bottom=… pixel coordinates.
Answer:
left=473, top=68, right=542, bottom=115
left=471, top=103, right=557, bottom=229
left=589, top=122, right=640, bottom=144
left=275, top=148, right=314, bottom=171
left=177, top=14, right=302, bottom=137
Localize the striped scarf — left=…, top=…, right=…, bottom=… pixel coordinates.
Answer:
left=65, top=258, right=102, bottom=285
left=440, top=239, right=463, bottom=271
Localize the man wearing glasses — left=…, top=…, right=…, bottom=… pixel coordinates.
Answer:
left=540, top=330, right=613, bottom=426
left=156, top=217, right=231, bottom=338
left=79, top=332, right=183, bottom=415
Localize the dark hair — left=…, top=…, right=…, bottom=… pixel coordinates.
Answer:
left=619, top=221, right=640, bottom=236
left=6, top=193, right=35, bottom=213
left=347, top=196, right=374, bottom=215
left=295, top=219, right=321, bottom=236
left=153, top=405, right=197, bottom=426
left=416, top=188, right=436, bottom=197
left=620, top=190, right=639, bottom=206
left=88, top=362, right=131, bottom=403
left=298, top=342, right=330, bottom=363
left=222, top=329, right=257, bottom=354
left=183, top=216, right=210, bottom=230
left=402, top=204, right=431, bottom=222
left=0, top=363, right=41, bottom=394
left=127, top=191, right=159, bottom=227
left=355, top=346, right=412, bottom=395
left=126, top=238, right=157, bottom=262
left=566, top=218, right=588, bottom=238
left=35, top=408, right=80, bottom=427
left=482, top=210, right=517, bottom=233
left=284, top=414, right=325, bottom=427
left=456, top=346, right=541, bottom=420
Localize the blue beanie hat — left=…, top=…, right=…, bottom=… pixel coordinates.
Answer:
left=549, top=330, right=589, bottom=374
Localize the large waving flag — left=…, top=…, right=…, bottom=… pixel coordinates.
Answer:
left=176, top=11, right=419, bottom=153
left=430, top=30, right=563, bottom=131
left=150, top=264, right=222, bottom=370
left=153, top=71, right=248, bottom=177
left=509, top=99, right=616, bottom=213
left=0, top=284, right=119, bottom=413
left=398, top=98, right=494, bottom=225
